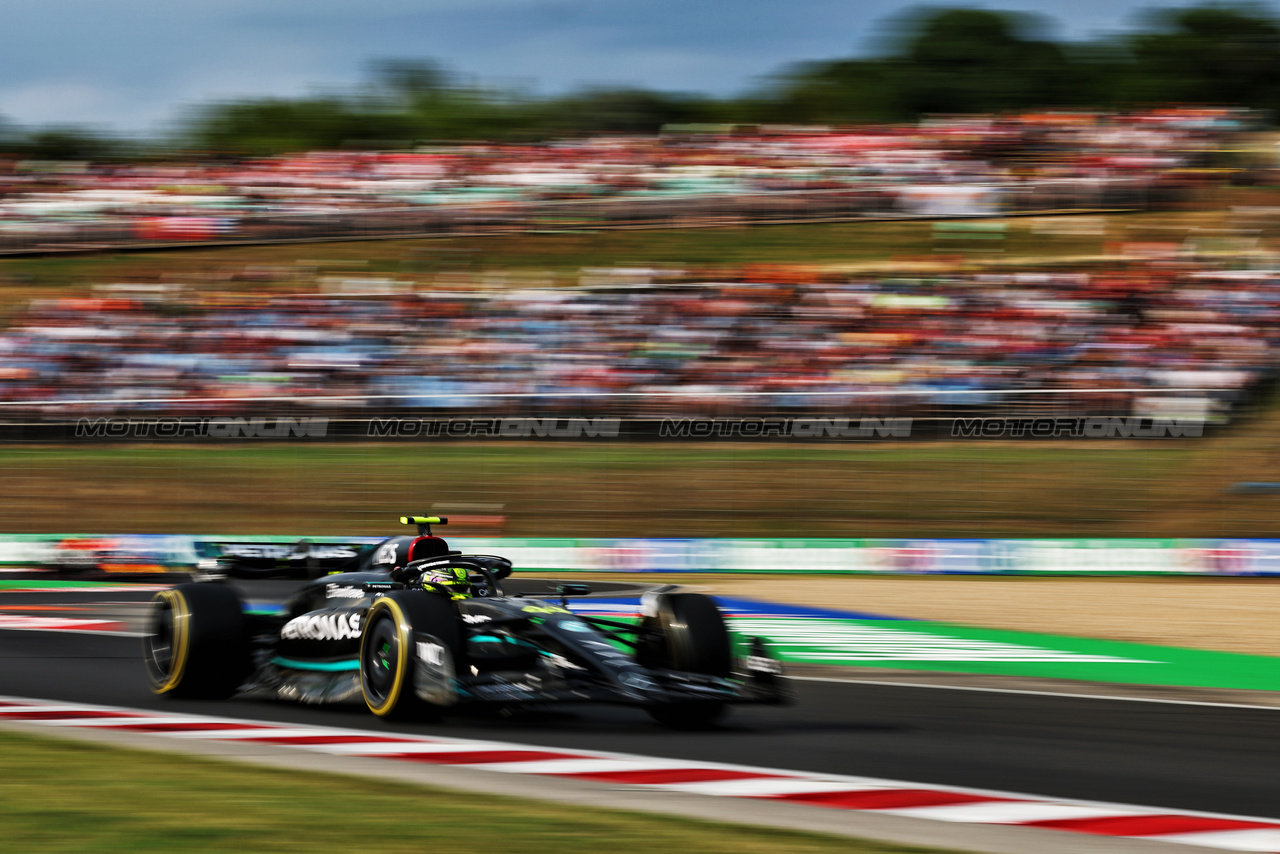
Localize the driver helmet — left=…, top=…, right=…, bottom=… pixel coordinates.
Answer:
left=425, top=565, right=471, bottom=600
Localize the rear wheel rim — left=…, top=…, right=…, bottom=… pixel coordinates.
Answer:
left=144, top=596, right=178, bottom=688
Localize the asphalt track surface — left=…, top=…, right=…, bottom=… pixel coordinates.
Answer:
left=2, top=582, right=1279, bottom=826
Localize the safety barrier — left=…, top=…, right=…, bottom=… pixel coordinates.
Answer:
left=2, top=535, right=1277, bottom=576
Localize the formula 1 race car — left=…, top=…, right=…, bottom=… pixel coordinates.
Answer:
left=192, top=538, right=374, bottom=581
left=143, top=516, right=788, bottom=727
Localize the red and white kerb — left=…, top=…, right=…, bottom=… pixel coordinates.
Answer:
left=1, top=696, right=1277, bottom=852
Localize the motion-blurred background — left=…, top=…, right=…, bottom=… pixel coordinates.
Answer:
left=3, top=3, right=1280, bottom=540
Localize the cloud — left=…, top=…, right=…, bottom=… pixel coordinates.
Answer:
left=0, top=82, right=137, bottom=128
left=0, top=0, right=1250, bottom=132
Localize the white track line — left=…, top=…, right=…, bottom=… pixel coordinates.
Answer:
left=791, top=675, right=1280, bottom=712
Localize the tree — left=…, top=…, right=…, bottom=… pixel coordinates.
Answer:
left=750, top=59, right=905, bottom=124
left=538, top=87, right=713, bottom=135
left=1125, top=4, right=1280, bottom=108
left=369, top=58, right=451, bottom=104
left=889, top=8, right=1073, bottom=114
left=11, top=127, right=124, bottom=160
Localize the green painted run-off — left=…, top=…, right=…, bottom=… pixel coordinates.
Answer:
left=731, top=616, right=1280, bottom=693
left=0, top=580, right=147, bottom=590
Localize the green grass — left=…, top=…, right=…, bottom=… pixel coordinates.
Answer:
left=0, top=730, right=964, bottom=854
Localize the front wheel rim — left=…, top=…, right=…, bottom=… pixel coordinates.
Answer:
left=360, top=599, right=414, bottom=716
left=362, top=616, right=400, bottom=704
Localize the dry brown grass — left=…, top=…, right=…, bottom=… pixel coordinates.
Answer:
left=0, top=426, right=1279, bottom=538
left=0, top=206, right=1250, bottom=304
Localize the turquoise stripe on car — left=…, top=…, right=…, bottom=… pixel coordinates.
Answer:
left=271, top=656, right=360, bottom=672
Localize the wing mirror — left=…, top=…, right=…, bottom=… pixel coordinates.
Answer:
left=556, top=583, right=591, bottom=607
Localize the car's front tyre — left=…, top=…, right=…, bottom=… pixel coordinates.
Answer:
left=360, top=591, right=463, bottom=720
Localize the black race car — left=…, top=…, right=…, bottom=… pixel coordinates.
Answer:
left=192, top=538, right=375, bottom=581
left=144, top=516, right=788, bottom=727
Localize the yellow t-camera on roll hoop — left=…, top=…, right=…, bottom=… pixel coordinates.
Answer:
left=399, top=515, right=448, bottom=535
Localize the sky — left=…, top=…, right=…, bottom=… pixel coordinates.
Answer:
left=0, top=0, right=1257, bottom=134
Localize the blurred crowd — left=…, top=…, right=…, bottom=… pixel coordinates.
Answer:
left=0, top=258, right=1272, bottom=420
left=0, top=108, right=1251, bottom=249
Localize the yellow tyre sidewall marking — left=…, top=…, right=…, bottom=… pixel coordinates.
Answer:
left=151, top=589, right=191, bottom=694
left=361, top=598, right=410, bottom=716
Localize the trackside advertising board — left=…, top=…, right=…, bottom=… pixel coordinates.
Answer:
left=2, top=535, right=1280, bottom=576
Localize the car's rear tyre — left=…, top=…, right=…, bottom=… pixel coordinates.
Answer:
left=360, top=591, right=463, bottom=720
left=144, top=583, right=249, bottom=700
left=638, top=592, right=732, bottom=729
